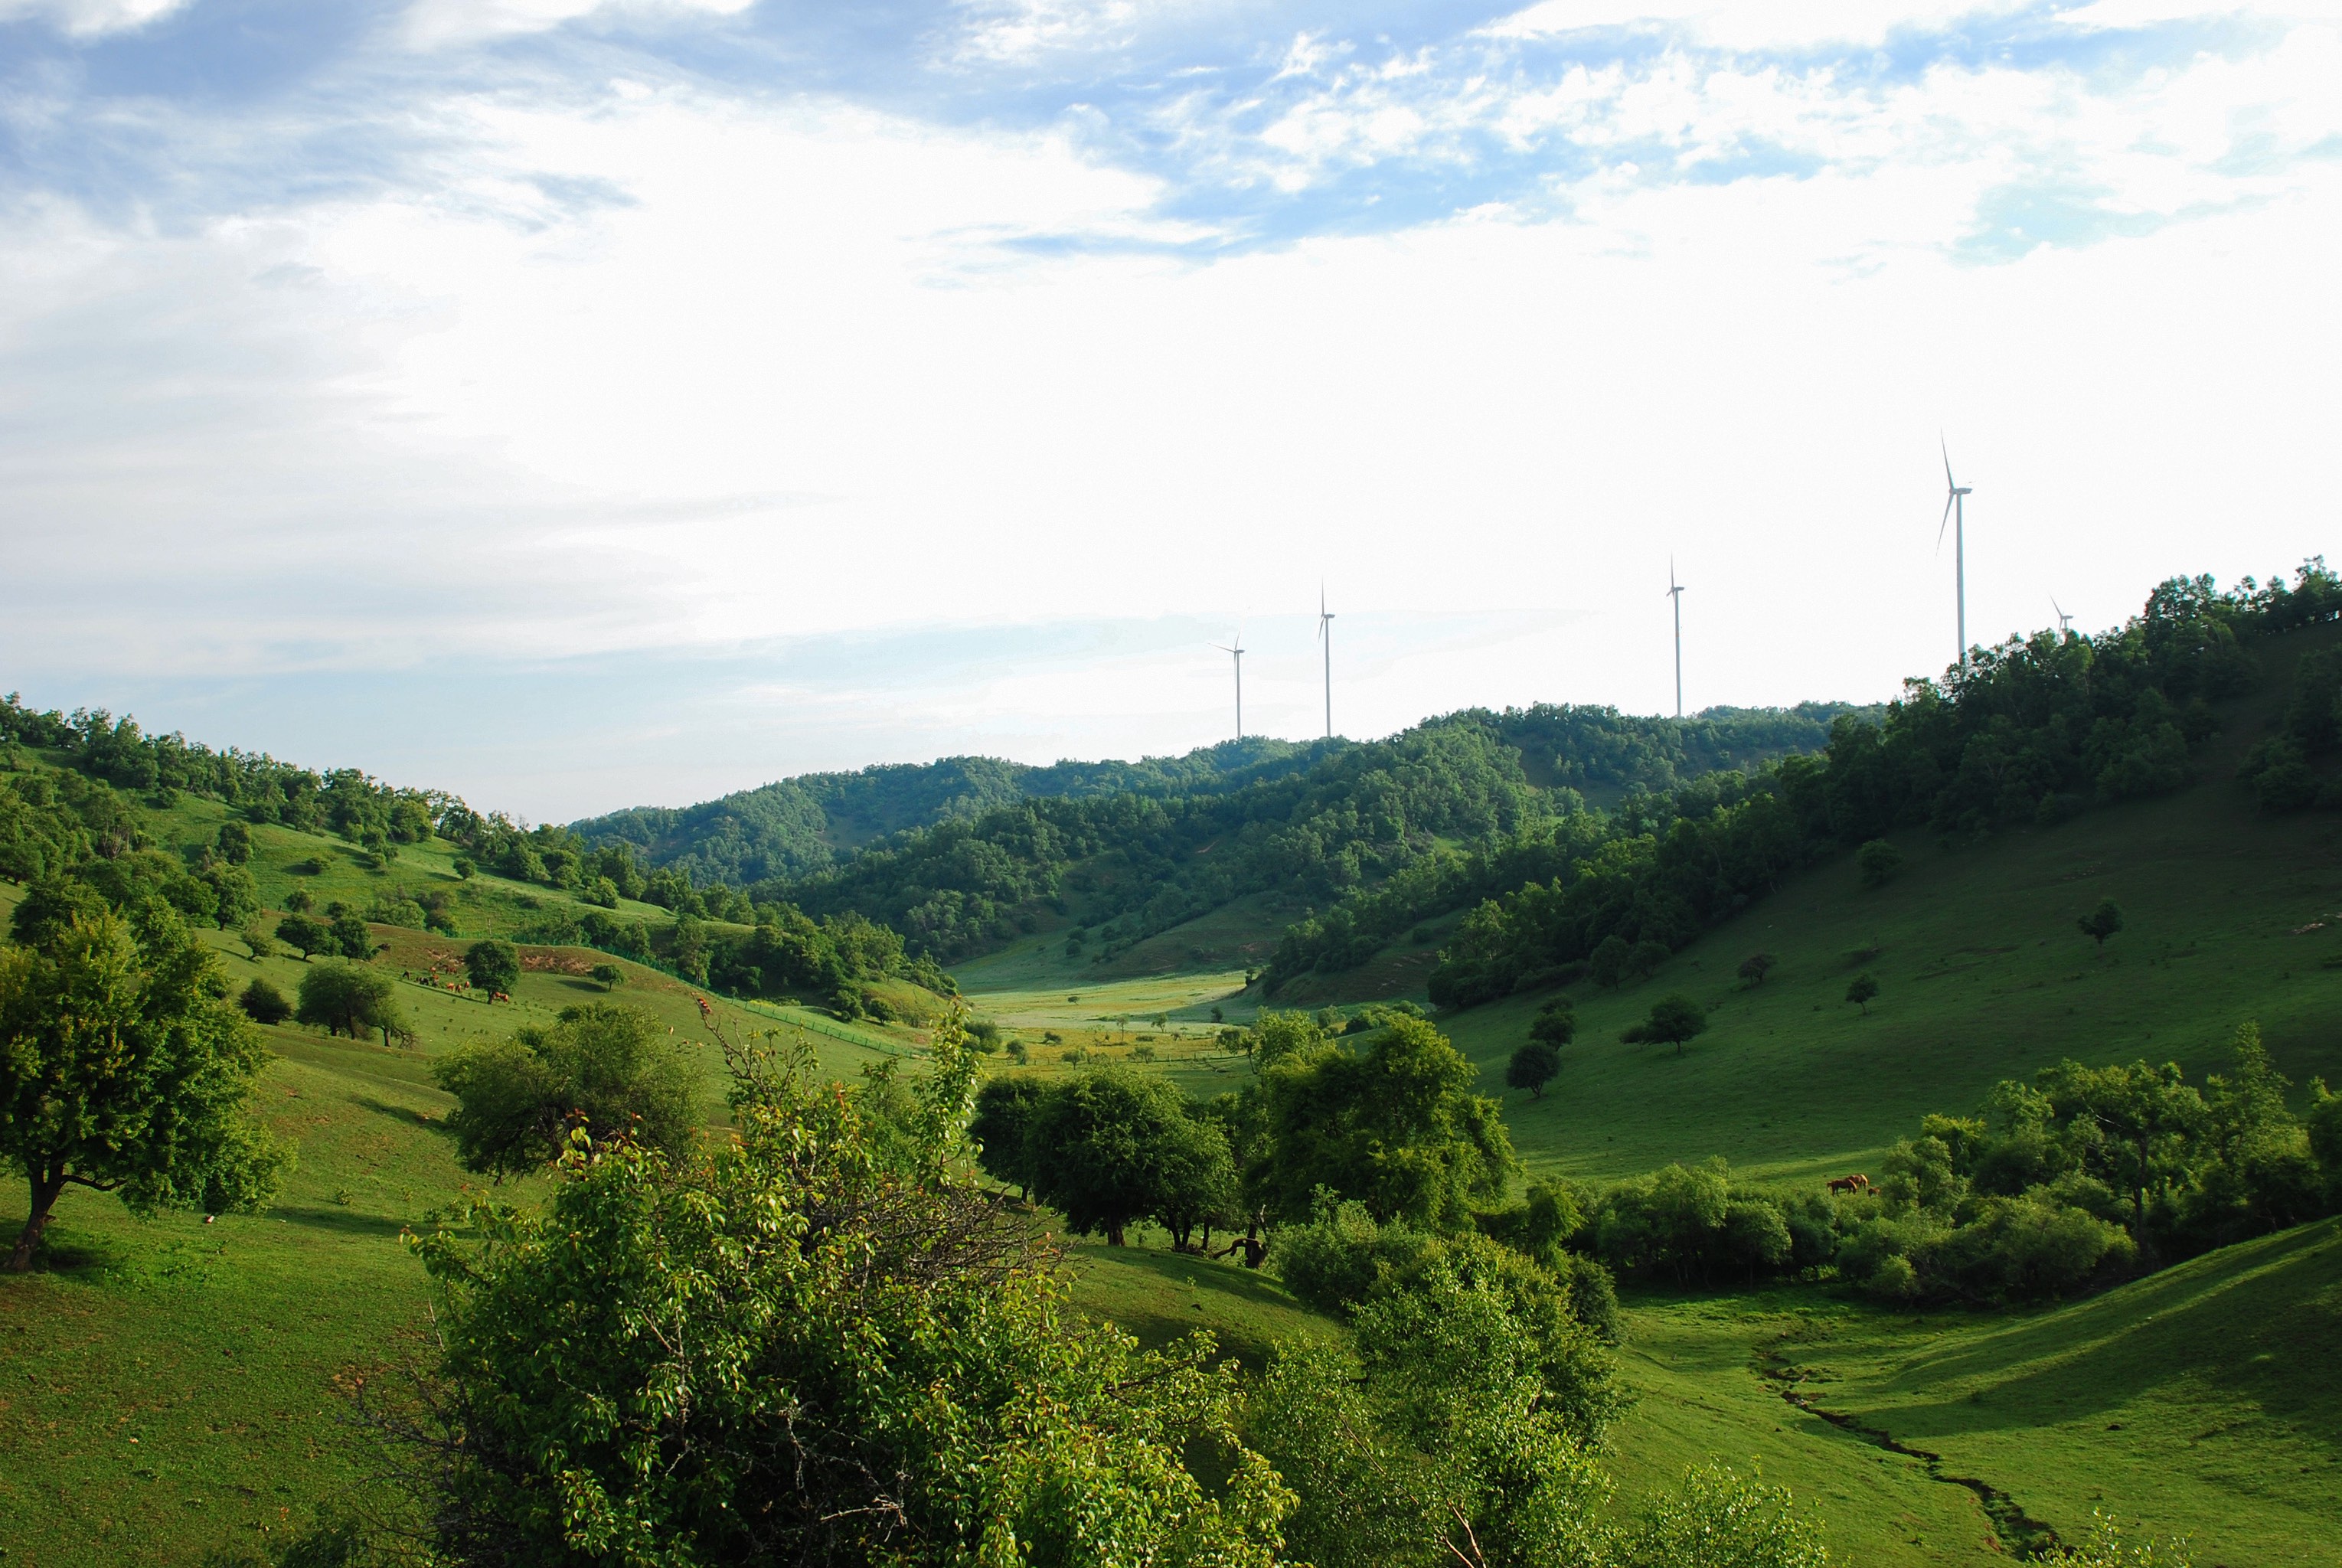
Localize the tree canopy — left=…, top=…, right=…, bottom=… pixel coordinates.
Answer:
left=433, top=1002, right=700, bottom=1181
left=1, top=906, right=289, bottom=1269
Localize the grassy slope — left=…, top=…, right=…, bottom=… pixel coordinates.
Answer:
left=1442, top=773, right=2342, bottom=1185
left=0, top=825, right=1301, bottom=1564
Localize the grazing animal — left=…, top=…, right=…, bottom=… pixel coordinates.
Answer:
left=1826, top=1174, right=1872, bottom=1196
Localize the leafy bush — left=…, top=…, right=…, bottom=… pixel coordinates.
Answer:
left=239, top=977, right=292, bottom=1025
left=433, top=1003, right=698, bottom=1180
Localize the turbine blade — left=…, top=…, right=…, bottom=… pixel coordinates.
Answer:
left=1937, top=492, right=1954, bottom=550
left=1942, top=433, right=1955, bottom=492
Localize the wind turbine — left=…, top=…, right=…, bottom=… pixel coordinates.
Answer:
left=2052, top=598, right=2073, bottom=638
left=1664, top=560, right=1686, bottom=720
left=1316, top=588, right=1335, bottom=740
left=1939, top=437, right=1974, bottom=668
left=1212, top=631, right=1246, bottom=740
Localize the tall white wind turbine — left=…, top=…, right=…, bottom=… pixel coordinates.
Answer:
left=1317, top=588, right=1335, bottom=740
left=1664, top=560, right=1686, bottom=720
left=2053, top=598, right=2073, bottom=637
left=1939, top=437, right=1974, bottom=668
left=1212, top=632, right=1246, bottom=740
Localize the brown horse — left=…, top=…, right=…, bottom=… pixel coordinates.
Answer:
left=1825, top=1174, right=1873, bottom=1196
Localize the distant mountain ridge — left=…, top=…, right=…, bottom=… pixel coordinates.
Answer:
left=569, top=736, right=1333, bottom=887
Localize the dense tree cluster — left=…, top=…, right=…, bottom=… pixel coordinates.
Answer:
left=358, top=1015, right=1829, bottom=1568
left=1427, top=564, right=2342, bottom=1008
left=1549, top=1024, right=2342, bottom=1308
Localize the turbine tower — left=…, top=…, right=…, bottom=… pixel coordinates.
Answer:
left=1664, top=560, right=1686, bottom=720
left=1939, top=437, right=1974, bottom=668
left=2052, top=598, right=2073, bottom=637
left=1212, top=632, right=1246, bottom=740
left=1316, top=588, right=1335, bottom=740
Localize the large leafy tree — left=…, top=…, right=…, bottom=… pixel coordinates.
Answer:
left=433, top=1003, right=700, bottom=1180
left=1252, top=1016, right=1514, bottom=1229
left=403, top=1016, right=1293, bottom=1566
left=465, top=937, right=521, bottom=994
left=968, top=1075, right=1045, bottom=1200
left=296, top=962, right=410, bottom=1047
left=1025, top=1067, right=1195, bottom=1246
left=1, top=907, right=290, bottom=1269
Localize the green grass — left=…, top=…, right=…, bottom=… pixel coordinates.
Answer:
left=1601, top=1220, right=2342, bottom=1566
left=1772, top=1217, right=2342, bottom=1565
left=1440, top=775, right=2342, bottom=1185
left=1061, top=1240, right=1336, bottom=1367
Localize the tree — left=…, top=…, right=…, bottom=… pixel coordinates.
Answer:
left=282, top=886, right=314, bottom=913
left=1507, top=1040, right=1561, bottom=1099
left=8, top=875, right=109, bottom=948
left=1151, top=1109, right=1239, bottom=1253
left=2, top=907, right=289, bottom=1269
left=296, top=962, right=411, bottom=1047
left=1737, top=952, right=1775, bottom=986
left=452, top=856, right=476, bottom=880
left=1589, top=934, right=1632, bottom=988
left=2078, top=898, right=2125, bottom=948
left=239, top=977, right=292, bottom=1024
left=1026, top=1067, right=1193, bottom=1246
left=1857, top=838, right=1905, bottom=887
left=273, top=912, right=332, bottom=961
left=237, top=915, right=275, bottom=961
left=1528, top=999, right=1576, bottom=1049
left=1252, top=1016, right=1514, bottom=1229
left=329, top=910, right=374, bottom=960
left=403, top=1024, right=1292, bottom=1566
left=465, top=937, right=520, bottom=994
left=433, top=1003, right=700, bottom=1180
left=1623, top=994, right=1710, bottom=1054
left=202, top=864, right=260, bottom=929
left=588, top=962, right=621, bottom=992
left=969, top=1076, right=1046, bottom=1200
left=214, top=820, right=253, bottom=865
left=1845, top=973, right=1880, bottom=1015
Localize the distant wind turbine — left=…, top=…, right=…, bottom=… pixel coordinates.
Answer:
left=1664, top=560, right=1686, bottom=720
left=2052, top=598, right=2073, bottom=637
left=1317, top=588, right=1335, bottom=740
left=1939, top=437, right=1974, bottom=668
left=1212, top=632, right=1246, bottom=740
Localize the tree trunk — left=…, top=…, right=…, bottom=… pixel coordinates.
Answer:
left=1107, top=1224, right=1125, bottom=1246
left=8, top=1169, right=67, bottom=1272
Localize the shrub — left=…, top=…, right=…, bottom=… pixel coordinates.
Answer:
left=1857, top=838, right=1904, bottom=886
left=239, top=978, right=292, bottom=1025
left=432, top=1003, right=699, bottom=1179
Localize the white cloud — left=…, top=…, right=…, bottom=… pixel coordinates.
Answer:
left=0, top=0, right=188, bottom=36
left=5, top=8, right=2341, bottom=808
left=399, top=0, right=754, bottom=50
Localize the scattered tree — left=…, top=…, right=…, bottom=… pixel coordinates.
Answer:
left=1846, top=972, right=1880, bottom=1015
left=296, top=962, right=411, bottom=1047
left=1507, top=1040, right=1561, bottom=1099
left=1622, top=994, right=1710, bottom=1055
left=1528, top=998, right=1576, bottom=1050
left=1026, top=1067, right=1192, bottom=1246
left=281, top=887, right=315, bottom=913
left=214, top=820, right=253, bottom=864
left=2078, top=898, right=2125, bottom=948
left=452, top=856, right=476, bottom=880
left=1857, top=838, right=1906, bottom=887
left=433, top=1002, right=699, bottom=1180
left=328, top=910, right=374, bottom=960
left=970, top=1076, right=1046, bottom=1200
left=239, top=977, right=292, bottom=1024
left=203, top=864, right=260, bottom=929
left=273, top=912, right=332, bottom=961
left=588, top=962, right=622, bottom=992
left=465, top=937, right=521, bottom=995
left=1251, top=1016, right=1514, bottom=1228
left=237, top=915, right=276, bottom=961
left=1737, top=952, right=1776, bottom=986
left=2, top=906, right=290, bottom=1269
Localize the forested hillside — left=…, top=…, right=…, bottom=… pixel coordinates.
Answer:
left=1419, top=563, right=2342, bottom=1008
left=570, top=736, right=1333, bottom=884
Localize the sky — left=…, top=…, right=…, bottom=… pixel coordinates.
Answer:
left=2, top=0, right=2337, bottom=822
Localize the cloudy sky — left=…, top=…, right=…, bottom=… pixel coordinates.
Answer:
left=2, top=0, right=2337, bottom=820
